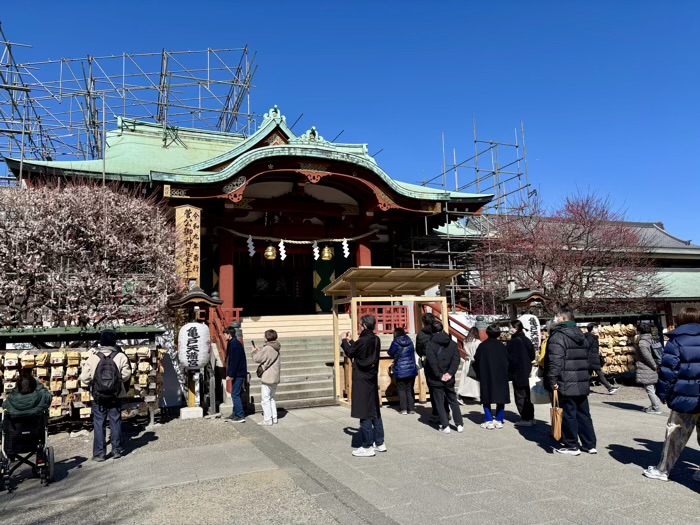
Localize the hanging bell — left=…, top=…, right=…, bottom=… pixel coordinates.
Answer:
left=264, top=244, right=277, bottom=260
left=321, top=245, right=334, bottom=261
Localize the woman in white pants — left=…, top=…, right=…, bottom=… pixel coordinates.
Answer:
left=252, top=329, right=281, bottom=425
left=457, top=327, right=481, bottom=402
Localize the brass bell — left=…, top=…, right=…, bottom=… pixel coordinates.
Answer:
left=321, top=245, right=334, bottom=261
left=264, top=244, right=277, bottom=260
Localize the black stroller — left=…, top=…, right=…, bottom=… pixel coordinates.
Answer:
left=0, top=409, right=55, bottom=490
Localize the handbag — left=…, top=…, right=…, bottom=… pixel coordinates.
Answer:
left=256, top=349, right=280, bottom=378
left=550, top=390, right=563, bottom=441
left=467, top=361, right=478, bottom=380
left=530, top=367, right=550, bottom=404
left=389, top=344, right=408, bottom=377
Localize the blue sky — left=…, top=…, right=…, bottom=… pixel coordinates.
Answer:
left=3, top=1, right=698, bottom=241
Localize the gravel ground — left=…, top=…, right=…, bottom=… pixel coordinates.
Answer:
left=46, top=416, right=245, bottom=460
left=0, top=470, right=340, bottom=525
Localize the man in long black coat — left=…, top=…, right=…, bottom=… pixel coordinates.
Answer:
left=507, top=320, right=537, bottom=426
left=342, top=314, right=384, bottom=458
left=547, top=305, right=597, bottom=456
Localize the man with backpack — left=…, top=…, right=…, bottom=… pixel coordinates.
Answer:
left=80, top=330, right=132, bottom=461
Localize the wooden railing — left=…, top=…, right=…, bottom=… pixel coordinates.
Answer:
left=357, top=305, right=410, bottom=334
left=422, top=302, right=470, bottom=355
left=208, top=306, right=243, bottom=362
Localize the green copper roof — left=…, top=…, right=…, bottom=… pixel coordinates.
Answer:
left=6, top=106, right=492, bottom=205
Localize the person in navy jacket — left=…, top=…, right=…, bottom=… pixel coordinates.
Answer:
left=225, top=324, right=248, bottom=423
left=643, top=307, right=700, bottom=482
left=387, top=327, right=418, bottom=414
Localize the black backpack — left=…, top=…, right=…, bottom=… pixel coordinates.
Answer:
left=650, top=341, right=664, bottom=366
left=92, top=351, right=122, bottom=404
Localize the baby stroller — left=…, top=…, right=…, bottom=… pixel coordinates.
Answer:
left=0, top=409, right=55, bottom=490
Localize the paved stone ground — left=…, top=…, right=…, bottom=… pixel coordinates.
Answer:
left=0, top=385, right=698, bottom=525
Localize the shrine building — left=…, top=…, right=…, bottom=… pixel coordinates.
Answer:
left=7, top=106, right=493, bottom=319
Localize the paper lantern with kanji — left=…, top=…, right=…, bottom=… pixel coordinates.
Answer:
left=177, top=323, right=211, bottom=369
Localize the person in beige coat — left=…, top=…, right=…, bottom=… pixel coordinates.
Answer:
left=252, top=329, right=281, bottom=426
left=79, top=330, right=132, bottom=461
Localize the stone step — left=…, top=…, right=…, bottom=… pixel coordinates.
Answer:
left=248, top=385, right=334, bottom=403
left=246, top=396, right=338, bottom=413
left=246, top=354, right=334, bottom=365
left=247, top=377, right=332, bottom=392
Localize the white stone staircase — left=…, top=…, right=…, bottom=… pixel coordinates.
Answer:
left=241, top=314, right=351, bottom=411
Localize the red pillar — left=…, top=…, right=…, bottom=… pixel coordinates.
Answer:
left=219, top=238, right=234, bottom=312
left=356, top=241, right=372, bottom=267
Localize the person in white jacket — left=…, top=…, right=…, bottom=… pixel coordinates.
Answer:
left=457, top=327, right=481, bottom=401
left=252, top=329, right=281, bottom=426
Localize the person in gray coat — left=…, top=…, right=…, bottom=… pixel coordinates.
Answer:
left=635, top=323, right=661, bottom=414
left=252, top=329, right=281, bottom=425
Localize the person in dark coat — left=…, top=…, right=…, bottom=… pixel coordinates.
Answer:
left=416, top=313, right=448, bottom=422
left=387, top=327, right=418, bottom=414
left=507, top=320, right=536, bottom=427
left=342, top=315, right=385, bottom=458
left=635, top=323, right=662, bottom=414
left=584, top=323, right=618, bottom=395
left=425, top=321, right=464, bottom=433
left=547, top=305, right=596, bottom=456
left=473, top=323, right=510, bottom=429
left=644, top=307, right=700, bottom=482
left=224, top=324, right=248, bottom=423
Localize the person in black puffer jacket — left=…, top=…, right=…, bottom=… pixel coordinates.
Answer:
left=416, top=313, right=448, bottom=422
left=387, top=327, right=418, bottom=414
left=643, top=308, right=700, bottom=482
left=425, top=321, right=464, bottom=433
left=547, top=305, right=597, bottom=456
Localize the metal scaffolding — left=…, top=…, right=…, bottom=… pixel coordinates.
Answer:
left=0, top=23, right=257, bottom=186
left=401, top=117, right=535, bottom=314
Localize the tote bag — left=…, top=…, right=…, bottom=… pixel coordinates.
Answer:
left=550, top=390, right=563, bottom=441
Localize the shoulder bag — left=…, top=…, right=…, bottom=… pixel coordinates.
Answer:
left=256, top=349, right=280, bottom=378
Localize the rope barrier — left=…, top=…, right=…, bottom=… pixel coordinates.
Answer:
left=215, top=226, right=379, bottom=244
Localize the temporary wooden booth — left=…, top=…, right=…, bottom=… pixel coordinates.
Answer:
left=323, top=267, right=463, bottom=406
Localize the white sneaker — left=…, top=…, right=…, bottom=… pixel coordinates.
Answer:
left=272, top=419, right=278, bottom=424
left=480, top=422, right=494, bottom=430
left=514, top=420, right=535, bottom=427
left=555, top=447, right=581, bottom=456
left=372, top=442, right=387, bottom=452
left=352, top=447, right=376, bottom=457
left=494, top=421, right=504, bottom=429
left=643, top=466, right=668, bottom=481
left=438, top=425, right=451, bottom=434
left=400, top=411, right=408, bottom=415
left=581, top=447, right=597, bottom=454
left=257, top=419, right=273, bottom=426
left=457, top=425, right=464, bottom=433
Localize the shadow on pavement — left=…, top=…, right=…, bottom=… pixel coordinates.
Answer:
left=608, top=437, right=700, bottom=493
left=603, top=401, right=647, bottom=410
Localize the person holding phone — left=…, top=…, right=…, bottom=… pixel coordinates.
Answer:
left=342, top=315, right=385, bottom=457
left=252, top=330, right=282, bottom=426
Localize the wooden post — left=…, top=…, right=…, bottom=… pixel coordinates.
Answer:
left=333, top=302, right=340, bottom=401
left=219, top=238, right=234, bottom=312
left=188, top=372, right=196, bottom=407
left=356, top=241, right=372, bottom=267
